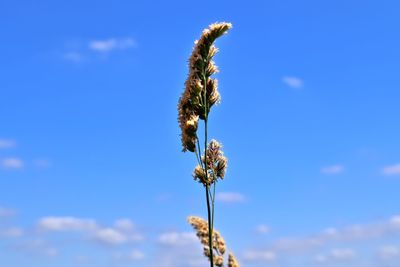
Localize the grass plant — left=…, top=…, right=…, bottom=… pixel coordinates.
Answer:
left=178, top=22, right=240, bottom=267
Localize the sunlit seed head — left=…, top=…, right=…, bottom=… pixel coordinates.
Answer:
left=228, top=252, right=240, bottom=267
left=193, top=165, right=207, bottom=184
left=215, top=255, right=224, bottom=266
left=178, top=23, right=232, bottom=152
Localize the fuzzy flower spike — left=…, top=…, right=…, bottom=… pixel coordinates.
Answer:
left=178, top=22, right=232, bottom=152
left=193, top=139, right=228, bottom=186
left=188, top=216, right=241, bottom=267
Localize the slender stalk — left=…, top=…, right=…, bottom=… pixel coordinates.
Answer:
left=203, top=68, right=214, bottom=266
left=204, top=119, right=215, bottom=267
left=195, top=136, right=203, bottom=169
left=205, top=184, right=214, bottom=267
left=211, top=181, right=216, bottom=229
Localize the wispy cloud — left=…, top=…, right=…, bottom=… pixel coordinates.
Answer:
left=330, top=248, right=356, bottom=260
left=0, top=139, right=16, bottom=149
left=93, top=228, right=128, bottom=245
left=314, top=248, right=356, bottom=263
left=152, top=231, right=204, bottom=267
left=1, top=158, right=24, bottom=169
left=10, top=239, right=58, bottom=257
left=268, top=215, right=400, bottom=253
left=0, top=227, right=24, bottom=238
left=158, top=232, right=197, bottom=246
left=113, top=250, right=145, bottom=262
left=314, top=248, right=357, bottom=264
left=321, top=165, right=344, bottom=174
left=255, top=224, right=270, bottom=234
left=0, top=207, right=16, bottom=217
left=63, top=37, right=136, bottom=63
left=38, top=216, right=143, bottom=246
left=378, top=245, right=400, bottom=260
left=282, top=76, right=303, bottom=89
left=382, top=164, right=400, bottom=175
left=89, top=38, right=136, bottom=53
left=215, top=192, right=245, bottom=203
left=92, top=227, right=143, bottom=246
left=38, top=216, right=97, bottom=232
left=114, top=218, right=135, bottom=231
left=242, top=249, right=277, bottom=262
left=314, top=254, right=328, bottom=263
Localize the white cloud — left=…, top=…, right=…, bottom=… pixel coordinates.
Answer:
left=89, top=38, right=135, bottom=53
left=93, top=227, right=143, bottom=246
left=273, top=236, right=323, bottom=251
left=93, top=228, right=127, bottom=245
left=313, top=249, right=356, bottom=264
left=114, top=218, right=135, bottom=231
left=128, top=250, right=145, bottom=260
left=390, top=215, right=400, bottom=228
left=267, top=214, right=400, bottom=253
left=37, top=216, right=143, bottom=247
left=330, top=248, right=356, bottom=260
left=113, top=249, right=145, bottom=261
left=321, top=165, right=344, bottom=174
left=1, top=158, right=23, bottom=169
left=158, top=232, right=197, bottom=246
left=379, top=245, right=400, bottom=259
left=314, top=254, right=328, bottom=263
left=321, top=227, right=338, bottom=237
left=242, top=249, right=277, bottom=262
left=151, top=234, right=204, bottom=267
left=255, top=224, right=270, bottom=234
left=282, top=76, right=303, bottom=89
left=11, top=239, right=58, bottom=257
left=215, top=192, right=245, bottom=203
left=44, top=247, right=59, bottom=257
left=0, top=139, right=16, bottom=149
left=0, top=227, right=24, bottom=237
left=38, top=216, right=97, bottom=231
left=75, top=255, right=90, bottom=264
left=383, top=164, right=400, bottom=175
left=0, top=207, right=16, bottom=217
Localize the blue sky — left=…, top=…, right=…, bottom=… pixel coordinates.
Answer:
left=1, top=0, right=400, bottom=266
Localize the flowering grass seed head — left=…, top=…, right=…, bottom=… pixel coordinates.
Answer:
left=215, top=255, right=224, bottom=266
left=228, top=252, right=240, bottom=267
left=192, top=140, right=228, bottom=186
left=188, top=216, right=227, bottom=262
left=178, top=22, right=232, bottom=152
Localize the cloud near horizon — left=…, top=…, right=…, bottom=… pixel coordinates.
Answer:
left=0, top=139, right=16, bottom=149
left=37, top=216, right=143, bottom=246
left=314, top=248, right=356, bottom=263
left=3, top=210, right=400, bottom=267
left=0, top=207, right=17, bottom=217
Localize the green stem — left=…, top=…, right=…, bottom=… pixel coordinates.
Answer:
left=203, top=67, right=214, bottom=266
left=195, top=136, right=203, bottom=169
left=205, top=184, right=214, bottom=266
left=204, top=118, right=214, bottom=267
left=211, top=181, right=216, bottom=229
